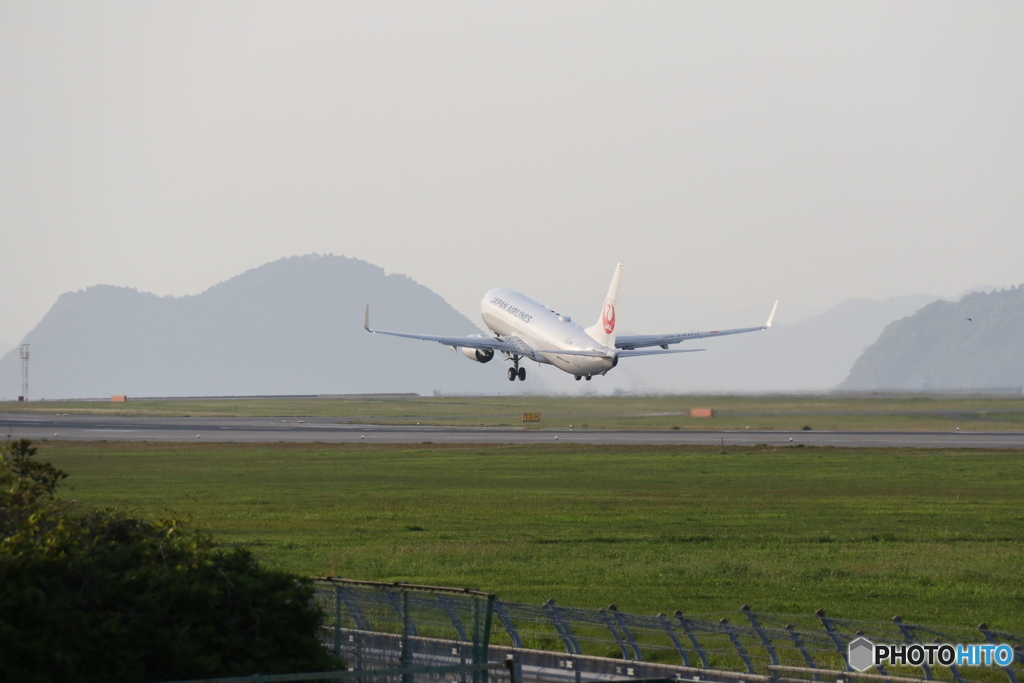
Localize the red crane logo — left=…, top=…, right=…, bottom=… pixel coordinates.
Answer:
left=602, top=300, right=616, bottom=334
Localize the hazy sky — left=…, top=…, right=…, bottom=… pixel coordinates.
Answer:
left=3, top=2, right=1022, bottom=346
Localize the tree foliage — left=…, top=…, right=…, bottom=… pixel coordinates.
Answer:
left=1, top=438, right=67, bottom=502
left=0, top=440, right=339, bottom=682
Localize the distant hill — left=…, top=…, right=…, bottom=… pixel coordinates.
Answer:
left=840, top=287, right=1024, bottom=391
left=0, top=255, right=525, bottom=398
left=0, top=253, right=953, bottom=398
left=616, top=294, right=938, bottom=393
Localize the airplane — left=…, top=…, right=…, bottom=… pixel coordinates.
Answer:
left=364, top=263, right=777, bottom=382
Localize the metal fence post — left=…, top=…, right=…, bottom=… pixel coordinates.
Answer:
left=893, top=617, right=932, bottom=681
left=493, top=600, right=522, bottom=649
left=402, top=589, right=412, bottom=683
left=439, top=594, right=468, bottom=642
left=338, top=585, right=372, bottom=631
left=742, top=606, right=779, bottom=672
left=472, top=594, right=495, bottom=683
left=934, top=638, right=965, bottom=683
left=784, top=623, right=818, bottom=680
left=816, top=609, right=851, bottom=671
left=597, top=608, right=631, bottom=660
left=656, top=612, right=691, bottom=667
left=675, top=610, right=709, bottom=668
left=472, top=596, right=482, bottom=683
left=979, top=623, right=1020, bottom=683
left=719, top=618, right=755, bottom=674
left=855, top=630, right=888, bottom=676
left=388, top=587, right=419, bottom=637
left=609, top=605, right=644, bottom=662
left=505, top=656, right=521, bottom=683
left=543, top=599, right=580, bottom=655
left=334, top=586, right=343, bottom=658
left=334, top=584, right=369, bottom=671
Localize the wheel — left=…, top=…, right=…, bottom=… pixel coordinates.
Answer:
left=518, top=367, right=526, bottom=381
left=575, top=375, right=582, bottom=381
left=508, top=367, right=517, bottom=381
left=585, top=375, right=592, bottom=381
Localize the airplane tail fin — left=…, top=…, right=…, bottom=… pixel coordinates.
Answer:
left=585, top=263, right=623, bottom=348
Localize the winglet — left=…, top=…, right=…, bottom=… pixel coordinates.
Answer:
left=364, top=303, right=372, bottom=333
left=765, top=300, right=779, bottom=328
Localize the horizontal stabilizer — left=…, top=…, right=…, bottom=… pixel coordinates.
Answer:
left=617, top=348, right=706, bottom=358
left=535, top=348, right=616, bottom=358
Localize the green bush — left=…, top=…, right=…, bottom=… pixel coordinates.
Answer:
left=0, top=439, right=339, bottom=682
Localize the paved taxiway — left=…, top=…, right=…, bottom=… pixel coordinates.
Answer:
left=3, top=413, right=1024, bottom=448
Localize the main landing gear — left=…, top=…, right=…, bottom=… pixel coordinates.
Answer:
left=574, top=375, right=592, bottom=381
left=507, top=356, right=526, bottom=382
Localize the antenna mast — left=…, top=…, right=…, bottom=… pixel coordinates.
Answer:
left=19, top=344, right=29, bottom=402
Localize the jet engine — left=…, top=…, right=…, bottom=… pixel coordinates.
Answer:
left=461, top=346, right=494, bottom=363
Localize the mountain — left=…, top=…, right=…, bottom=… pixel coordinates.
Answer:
left=0, top=254, right=949, bottom=398
left=617, top=294, right=938, bottom=393
left=0, top=255, right=525, bottom=399
left=840, top=287, right=1024, bottom=391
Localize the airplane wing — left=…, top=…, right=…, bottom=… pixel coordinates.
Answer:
left=363, top=304, right=523, bottom=354
left=615, top=300, right=778, bottom=351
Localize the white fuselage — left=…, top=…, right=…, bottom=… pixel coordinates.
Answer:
left=480, top=288, right=617, bottom=376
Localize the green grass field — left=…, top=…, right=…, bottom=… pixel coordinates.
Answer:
left=7, top=393, right=1024, bottom=431
left=37, top=439, right=1024, bottom=634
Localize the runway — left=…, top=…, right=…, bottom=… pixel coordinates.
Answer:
left=4, top=413, right=1024, bottom=448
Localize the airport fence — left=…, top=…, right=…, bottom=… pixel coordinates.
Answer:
left=315, top=579, right=496, bottom=683
left=314, top=580, right=1023, bottom=683
left=159, top=582, right=1023, bottom=683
